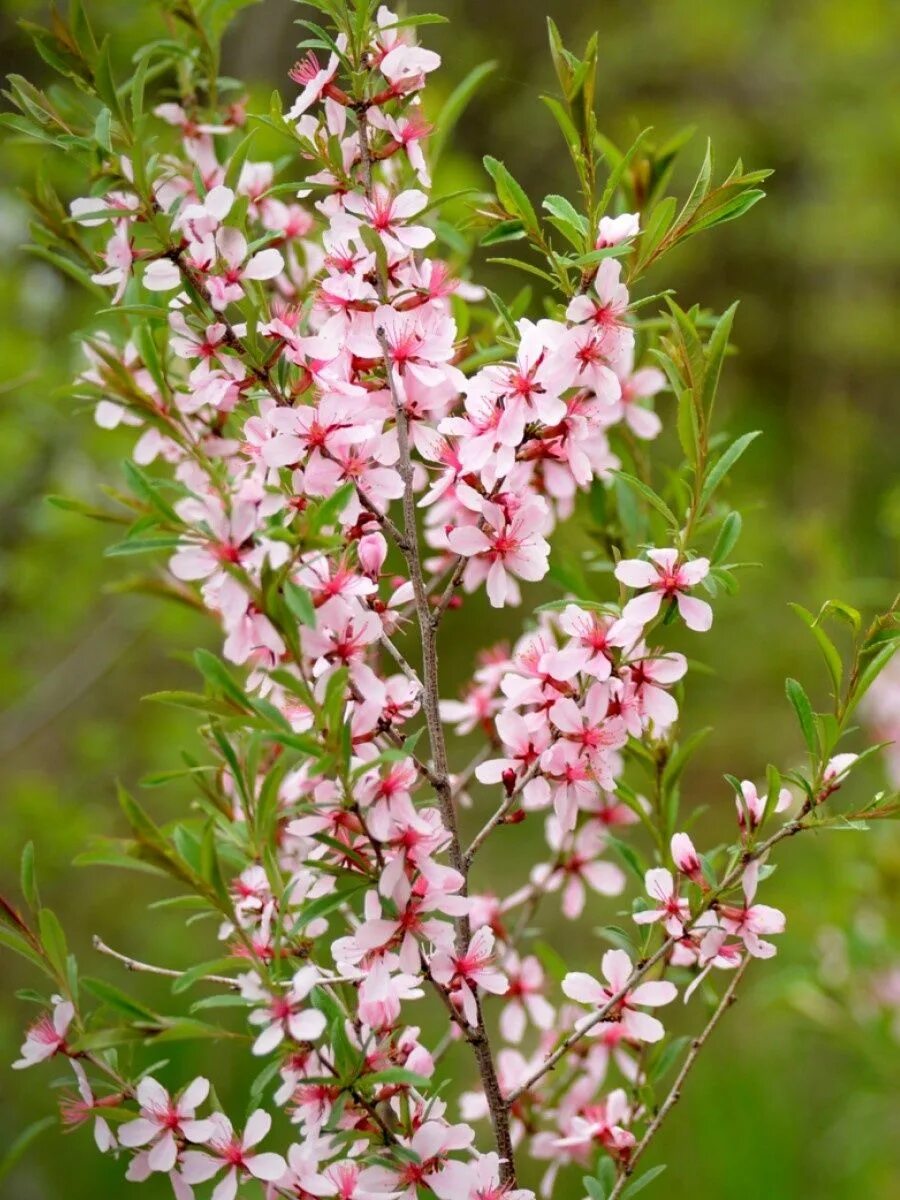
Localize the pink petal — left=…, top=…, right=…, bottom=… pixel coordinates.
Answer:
left=614, top=559, right=658, bottom=588
left=676, top=593, right=713, bottom=632
left=561, top=972, right=605, bottom=1006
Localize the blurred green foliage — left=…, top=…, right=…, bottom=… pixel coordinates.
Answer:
left=0, top=0, right=898, bottom=1197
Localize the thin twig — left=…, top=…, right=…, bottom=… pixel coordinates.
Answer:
left=607, top=956, right=751, bottom=1199
left=92, top=936, right=237, bottom=987
left=505, top=814, right=808, bottom=1103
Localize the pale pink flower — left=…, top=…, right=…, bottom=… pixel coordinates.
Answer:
left=823, top=753, right=858, bottom=785
left=342, top=186, right=434, bottom=256
left=596, top=212, right=640, bottom=248
left=61, top=1061, right=117, bottom=1153
left=430, top=926, right=508, bottom=1026
left=13, top=995, right=73, bottom=1069
left=119, top=1076, right=214, bottom=1174
left=671, top=831, right=705, bottom=886
left=615, top=548, right=712, bottom=631
left=563, top=948, right=677, bottom=1043
left=500, top=953, right=555, bottom=1042
left=468, top=1151, right=536, bottom=1200
left=737, top=779, right=792, bottom=834
left=554, top=1087, right=635, bottom=1159
left=718, top=861, right=786, bottom=958
left=180, top=1110, right=287, bottom=1200
left=240, top=966, right=327, bottom=1055
left=205, top=227, right=284, bottom=310
left=448, top=496, right=551, bottom=608
left=358, top=1118, right=473, bottom=1200
left=612, top=344, right=665, bottom=439
left=633, top=867, right=691, bottom=937
left=287, top=42, right=344, bottom=120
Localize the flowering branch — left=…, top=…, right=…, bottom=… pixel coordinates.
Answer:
left=1, top=4, right=896, bottom=1200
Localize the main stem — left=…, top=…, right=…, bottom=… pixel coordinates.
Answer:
left=359, top=107, right=517, bottom=1184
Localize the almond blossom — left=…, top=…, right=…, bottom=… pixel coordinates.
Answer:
left=615, top=548, right=713, bottom=632
left=180, top=1110, right=287, bottom=1200
left=12, top=995, right=73, bottom=1069
left=5, top=3, right=884, bottom=1198
left=633, top=867, right=691, bottom=937
left=563, top=949, right=677, bottom=1043
left=118, top=1077, right=215, bottom=1174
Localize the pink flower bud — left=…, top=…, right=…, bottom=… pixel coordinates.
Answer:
left=358, top=532, right=387, bottom=578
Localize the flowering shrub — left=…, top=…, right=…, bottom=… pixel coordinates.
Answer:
left=2, top=2, right=898, bottom=1198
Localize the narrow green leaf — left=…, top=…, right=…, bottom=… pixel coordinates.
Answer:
left=698, top=430, right=761, bottom=512
left=0, top=1117, right=56, bottom=1183
left=785, top=678, right=818, bottom=757
left=81, top=977, right=159, bottom=1022
left=789, top=604, right=843, bottom=692
left=429, top=60, right=497, bottom=170
left=622, top=1164, right=668, bottom=1197
left=38, top=909, right=68, bottom=979
left=20, top=843, right=39, bottom=910
left=711, top=512, right=742, bottom=565
left=614, top=471, right=678, bottom=529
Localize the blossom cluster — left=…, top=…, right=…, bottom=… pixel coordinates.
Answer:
left=5, top=3, right=893, bottom=1200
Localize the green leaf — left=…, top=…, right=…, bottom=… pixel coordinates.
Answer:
left=93, top=105, right=112, bottom=152
left=542, top=193, right=588, bottom=248
left=614, top=471, right=678, bottom=529
left=81, top=977, right=159, bottom=1022
left=70, top=1025, right=147, bottom=1052
left=789, top=604, right=843, bottom=693
left=311, top=481, right=354, bottom=531
left=486, top=257, right=559, bottom=286
left=362, top=1067, right=432, bottom=1088
left=690, top=188, right=765, bottom=234
left=702, top=302, right=738, bottom=412
left=154, top=1017, right=239, bottom=1043
left=286, top=585, right=319, bottom=633
left=698, top=430, right=761, bottom=512
left=583, top=1178, right=608, bottom=1200
left=649, top=1035, right=690, bottom=1082
left=20, top=842, right=39, bottom=910
left=483, top=155, right=538, bottom=231
left=848, top=643, right=897, bottom=715
left=711, top=512, right=742, bottom=565
left=785, top=678, right=818, bottom=758
left=38, top=908, right=68, bottom=979
left=194, top=648, right=251, bottom=709
left=429, top=60, right=497, bottom=170
left=0, top=1117, right=56, bottom=1183
left=622, top=1164, right=668, bottom=1197
left=480, top=219, right=526, bottom=246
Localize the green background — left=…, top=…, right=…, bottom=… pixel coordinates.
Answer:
left=1, top=1, right=898, bottom=1197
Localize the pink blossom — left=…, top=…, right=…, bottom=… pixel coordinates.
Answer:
left=61, top=1061, right=117, bottom=1153
left=596, top=212, right=640, bottom=248
left=563, top=948, right=677, bottom=1043
left=615, top=548, right=713, bottom=631
left=119, top=1076, right=214, bottom=1174
left=718, top=861, right=786, bottom=958
left=430, top=926, right=508, bottom=1026
left=737, top=779, right=792, bottom=834
left=633, top=867, right=691, bottom=937
left=499, top=953, right=555, bottom=1042
left=13, top=995, right=73, bottom=1069
left=447, top=496, right=551, bottom=608
left=554, top=1087, right=635, bottom=1159
left=671, top=831, right=706, bottom=886
left=240, top=966, right=327, bottom=1055
left=180, top=1110, right=287, bottom=1200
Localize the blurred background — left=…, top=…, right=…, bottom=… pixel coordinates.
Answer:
left=1, top=0, right=898, bottom=1196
